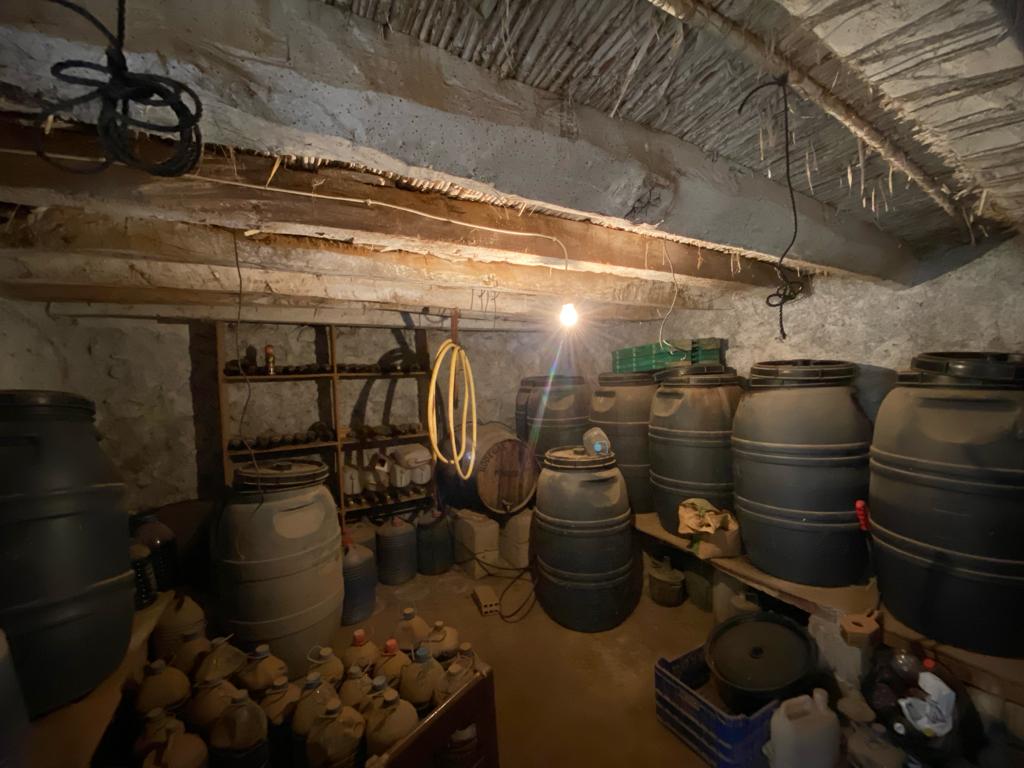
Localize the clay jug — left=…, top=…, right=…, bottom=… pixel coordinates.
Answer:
left=338, top=666, right=373, bottom=710
left=194, top=637, right=247, bottom=685
left=394, top=608, right=429, bottom=653
left=137, top=660, right=191, bottom=715
left=336, top=629, right=379, bottom=674
left=359, top=675, right=392, bottom=719
left=308, top=645, right=345, bottom=687
left=209, top=690, right=269, bottom=767
left=372, top=639, right=410, bottom=688
left=260, top=675, right=300, bottom=768
left=171, top=629, right=211, bottom=679
left=292, top=672, right=335, bottom=768
left=153, top=593, right=206, bottom=660
left=399, top=647, right=443, bottom=716
left=366, top=690, right=418, bottom=756
left=433, top=662, right=474, bottom=707
left=142, top=731, right=209, bottom=768
left=306, top=698, right=366, bottom=768
left=134, top=707, right=185, bottom=760
left=235, top=644, right=288, bottom=697
left=423, top=621, right=459, bottom=665
left=187, top=678, right=240, bottom=734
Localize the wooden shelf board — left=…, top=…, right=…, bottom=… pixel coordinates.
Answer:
left=341, top=432, right=429, bottom=449
left=226, top=440, right=338, bottom=457
left=881, top=607, right=1024, bottom=706
left=222, top=372, right=334, bottom=382
left=344, top=492, right=434, bottom=515
left=634, top=512, right=878, bottom=617
left=335, top=370, right=428, bottom=380
left=27, top=591, right=172, bottom=768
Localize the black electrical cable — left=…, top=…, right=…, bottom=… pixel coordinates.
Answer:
left=739, top=74, right=804, bottom=340
left=35, top=0, right=203, bottom=177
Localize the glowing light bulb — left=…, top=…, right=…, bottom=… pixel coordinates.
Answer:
left=559, top=303, right=578, bottom=328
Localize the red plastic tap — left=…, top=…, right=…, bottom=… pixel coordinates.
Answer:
left=855, top=500, right=870, bottom=531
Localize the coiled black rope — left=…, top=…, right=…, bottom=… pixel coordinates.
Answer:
left=35, top=0, right=202, bottom=176
left=739, top=73, right=804, bottom=339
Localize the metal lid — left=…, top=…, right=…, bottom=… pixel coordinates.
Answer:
left=0, top=390, right=96, bottom=416
left=597, top=371, right=656, bottom=386
left=656, top=363, right=740, bottom=386
left=749, top=359, right=856, bottom=387
left=706, top=612, right=816, bottom=695
left=906, top=351, right=1024, bottom=387
left=543, top=445, right=617, bottom=471
left=233, top=459, right=329, bottom=491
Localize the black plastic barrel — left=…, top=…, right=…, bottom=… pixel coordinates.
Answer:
left=0, top=390, right=135, bottom=717
left=589, top=372, right=658, bottom=514
left=515, top=376, right=548, bottom=441
left=531, top=447, right=640, bottom=632
left=732, top=361, right=871, bottom=587
left=525, top=375, right=590, bottom=457
left=871, top=352, right=1024, bottom=656
left=649, top=365, right=743, bottom=535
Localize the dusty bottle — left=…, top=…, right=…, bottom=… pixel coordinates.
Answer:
left=373, top=639, right=410, bottom=688
left=153, top=593, right=206, bottom=660
left=366, top=690, right=418, bottom=756
left=399, top=647, right=444, bottom=716
left=209, top=689, right=269, bottom=767
left=236, top=643, right=288, bottom=698
left=171, top=629, right=211, bottom=679
left=142, top=731, right=209, bottom=768
left=306, top=697, right=366, bottom=768
left=137, top=660, right=191, bottom=715
left=308, top=645, right=345, bottom=687
left=130, top=541, right=159, bottom=609
left=260, top=675, right=301, bottom=768
left=455, top=642, right=481, bottom=672
left=292, top=672, right=336, bottom=768
left=186, top=678, right=240, bottom=734
left=195, top=637, right=247, bottom=685
left=133, top=512, right=180, bottom=591
left=338, top=629, right=379, bottom=674
left=338, top=666, right=373, bottom=710
left=134, top=707, right=185, bottom=760
left=394, top=608, right=430, bottom=653
left=424, top=620, right=459, bottom=665
left=433, top=662, right=474, bottom=707
left=360, top=675, right=394, bottom=720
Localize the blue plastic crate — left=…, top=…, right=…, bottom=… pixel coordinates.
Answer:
left=654, top=646, right=777, bottom=767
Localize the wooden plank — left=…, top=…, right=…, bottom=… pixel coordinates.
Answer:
left=0, top=123, right=781, bottom=289
left=634, top=513, right=879, bottom=617
left=27, top=592, right=172, bottom=768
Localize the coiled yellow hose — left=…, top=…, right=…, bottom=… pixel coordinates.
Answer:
left=427, top=338, right=477, bottom=480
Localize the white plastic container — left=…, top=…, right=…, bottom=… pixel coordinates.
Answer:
left=499, top=509, right=532, bottom=569
left=454, top=510, right=499, bottom=562
left=767, top=688, right=840, bottom=768
left=342, top=465, right=363, bottom=495
left=390, top=444, right=433, bottom=485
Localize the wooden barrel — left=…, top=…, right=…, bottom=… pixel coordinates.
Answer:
left=438, top=423, right=538, bottom=515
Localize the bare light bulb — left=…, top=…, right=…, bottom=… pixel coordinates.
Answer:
left=559, top=303, right=578, bottom=328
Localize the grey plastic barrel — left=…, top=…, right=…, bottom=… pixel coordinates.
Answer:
left=341, top=543, right=377, bottom=626
left=1, top=631, right=28, bottom=764
left=871, top=352, right=1024, bottom=656
left=417, top=511, right=454, bottom=575
left=589, top=372, right=658, bottom=514
left=214, top=460, right=344, bottom=672
left=515, top=376, right=548, bottom=441
left=0, top=390, right=134, bottom=717
left=377, top=518, right=417, bottom=585
left=732, top=360, right=871, bottom=587
left=532, top=447, right=640, bottom=632
left=649, top=365, right=743, bottom=535
left=525, top=376, right=590, bottom=458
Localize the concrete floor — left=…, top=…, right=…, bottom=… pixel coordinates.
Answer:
left=358, top=567, right=713, bottom=768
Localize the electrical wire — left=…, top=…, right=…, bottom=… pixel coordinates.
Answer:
left=427, top=339, right=477, bottom=481
left=656, top=240, right=685, bottom=353
left=454, top=554, right=537, bottom=623
left=35, top=0, right=202, bottom=177
left=231, top=235, right=262, bottom=499
left=739, top=74, right=804, bottom=340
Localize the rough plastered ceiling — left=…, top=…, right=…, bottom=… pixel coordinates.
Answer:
left=327, top=0, right=1022, bottom=253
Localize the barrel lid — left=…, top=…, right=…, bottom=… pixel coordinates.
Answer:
left=543, top=445, right=617, bottom=471
left=706, top=612, right=816, bottom=695
left=597, top=371, right=656, bottom=386
left=524, top=374, right=585, bottom=388
left=0, top=390, right=95, bottom=415
left=233, top=459, right=329, bottom=491
left=749, top=359, right=856, bottom=387
left=656, top=363, right=740, bottom=386
left=905, top=352, right=1024, bottom=387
